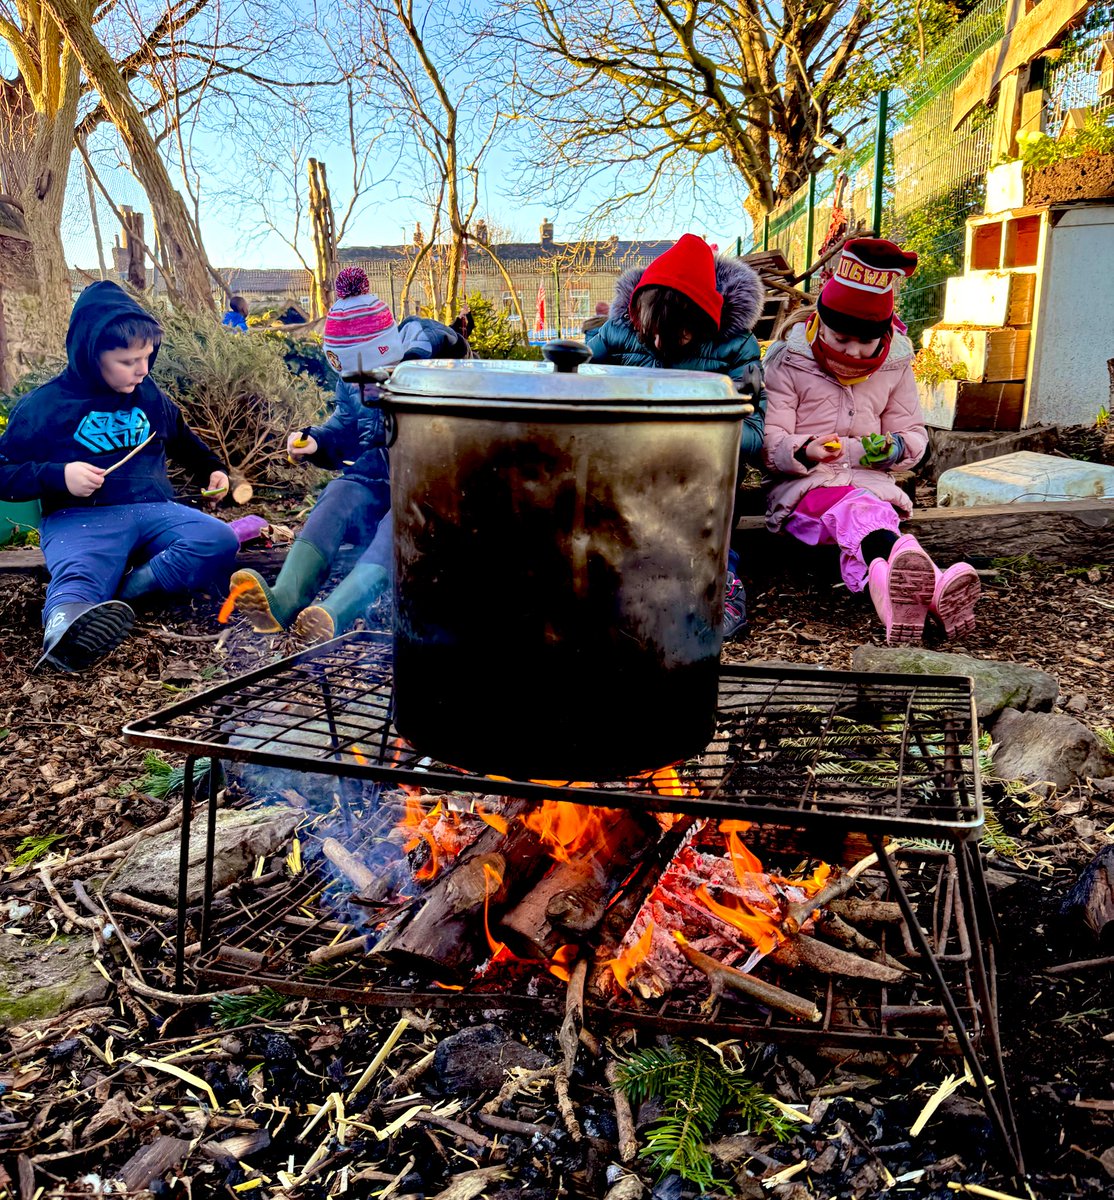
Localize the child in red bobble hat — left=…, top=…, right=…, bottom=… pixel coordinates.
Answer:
left=588, top=233, right=767, bottom=641
left=762, top=238, right=981, bottom=644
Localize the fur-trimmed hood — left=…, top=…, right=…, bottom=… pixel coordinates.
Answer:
left=610, top=254, right=764, bottom=339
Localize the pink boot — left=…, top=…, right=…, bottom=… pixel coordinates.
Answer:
left=867, top=537, right=935, bottom=644
left=930, top=561, right=981, bottom=639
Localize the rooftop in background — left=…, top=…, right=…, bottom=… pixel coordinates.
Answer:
left=341, top=220, right=674, bottom=263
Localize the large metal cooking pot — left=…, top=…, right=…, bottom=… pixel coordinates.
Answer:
left=380, top=341, right=748, bottom=779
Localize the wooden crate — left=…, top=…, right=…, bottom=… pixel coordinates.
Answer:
left=942, top=271, right=1035, bottom=327
left=923, top=325, right=1031, bottom=383
left=916, top=379, right=1025, bottom=431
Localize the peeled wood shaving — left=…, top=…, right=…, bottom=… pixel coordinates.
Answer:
left=126, top=1053, right=219, bottom=1111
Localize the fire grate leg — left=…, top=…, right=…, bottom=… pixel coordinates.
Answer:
left=199, top=758, right=221, bottom=954
left=868, top=836, right=1024, bottom=1178
left=955, top=841, right=1021, bottom=1170
left=174, top=756, right=196, bottom=992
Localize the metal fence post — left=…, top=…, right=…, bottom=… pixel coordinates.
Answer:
left=553, top=259, right=561, bottom=338
left=762, top=214, right=770, bottom=252
left=735, top=235, right=742, bottom=257
left=872, top=89, right=889, bottom=236
left=802, top=172, right=817, bottom=291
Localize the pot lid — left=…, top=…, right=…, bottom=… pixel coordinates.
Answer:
left=385, top=340, right=744, bottom=406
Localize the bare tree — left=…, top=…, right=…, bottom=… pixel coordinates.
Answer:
left=0, top=0, right=325, bottom=343
left=502, top=0, right=924, bottom=230
left=341, top=0, right=523, bottom=323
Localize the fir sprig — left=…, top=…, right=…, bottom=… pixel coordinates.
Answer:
left=212, top=987, right=289, bottom=1028
left=117, top=752, right=212, bottom=799
left=616, top=1043, right=791, bottom=1187
left=11, top=833, right=65, bottom=867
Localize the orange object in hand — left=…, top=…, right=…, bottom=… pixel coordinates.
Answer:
left=823, top=439, right=842, bottom=451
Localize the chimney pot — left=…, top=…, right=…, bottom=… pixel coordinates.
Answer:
left=540, top=218, right=554, bottom=246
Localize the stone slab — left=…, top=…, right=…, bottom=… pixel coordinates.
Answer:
left=990, top=708, right=1114, bottom=789
left=850, top=646, right=1058, bottom=724
left=0, top=933, right=110, bottom=1029
left=112, top=806, right=300, bottom=903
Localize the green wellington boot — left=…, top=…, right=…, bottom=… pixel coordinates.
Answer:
left=293, top=563, right=390, bottom=645
left=229, top=539, right=331, bottom=633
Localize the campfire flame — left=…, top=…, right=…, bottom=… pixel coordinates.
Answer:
left=607, top=919, right=655, bottom=991
left=522, top=801, right=611, bottom=866
left=217, top=580, right=253, bottom=624
left=398, top=797, right=463, bottom=883
left=693, top=822, right=831, bottom=954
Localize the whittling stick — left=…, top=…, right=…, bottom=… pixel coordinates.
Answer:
left=101, top=432, right=156, bottom=476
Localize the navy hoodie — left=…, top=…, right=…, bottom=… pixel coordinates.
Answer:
left=0, top=281, right=223, bottom=516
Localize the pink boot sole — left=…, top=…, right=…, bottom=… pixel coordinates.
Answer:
left=932, top=564, right=981, bottom=639
left=884, top=545, right=936, bottom=644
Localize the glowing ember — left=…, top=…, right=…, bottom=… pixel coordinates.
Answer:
left=397, top=797, right=464, bottom=883
left=607, top=918, right=655, bottom=990
left=217, top=580, right=253, bottom=624
left=640, top=765, right=700, bottom=797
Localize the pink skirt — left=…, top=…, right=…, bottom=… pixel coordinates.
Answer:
left=783, top=487, right=901, bottom=592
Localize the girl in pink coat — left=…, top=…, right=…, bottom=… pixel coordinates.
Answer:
left=762, top=238, right=980, bottom=643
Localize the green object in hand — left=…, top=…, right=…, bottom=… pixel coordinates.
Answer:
left=859, top=433, right=892, bottom=466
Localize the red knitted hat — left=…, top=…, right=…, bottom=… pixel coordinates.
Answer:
left=632, top=233, right=723, bottom=327
left=817, top=238, right=918, bottom=339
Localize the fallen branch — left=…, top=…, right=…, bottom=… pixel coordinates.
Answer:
left=307, top=933, right=372, bottom=966
left=827, top=899, right=903, bottom=925
left=605, top=1060, right=638, bottom=1164
left=675, top=935, right=821, bottom=1022
left=321, top=838, right=377, bottom=892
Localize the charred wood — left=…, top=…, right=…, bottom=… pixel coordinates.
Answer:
left=675, top=936, right=822, bottom=1022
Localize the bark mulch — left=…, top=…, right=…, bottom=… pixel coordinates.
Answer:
left=0, top=552, right=1110, bottom=1199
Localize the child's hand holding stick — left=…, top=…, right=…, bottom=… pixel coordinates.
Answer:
left=287, top=428, right=317, bottom=465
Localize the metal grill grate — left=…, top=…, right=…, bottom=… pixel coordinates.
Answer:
left=124, top=632, right=982, bottom=838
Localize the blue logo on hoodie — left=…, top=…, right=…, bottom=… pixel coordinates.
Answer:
left=74, top=408, right=151, bottom=453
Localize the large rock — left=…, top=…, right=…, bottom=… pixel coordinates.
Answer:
left=990, top=709, right=1114, bottom=790
left=113, top=806, right=300, bottom=903
left=0, top=933, right=110, bottom=1029
left=850, top=646, right=1058, bottom=723
left=433, top=1023, right=550, bottom=1095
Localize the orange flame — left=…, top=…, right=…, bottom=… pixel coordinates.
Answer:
left=641, top=766, right=700, bottom=797
left=548, top=944, right=577, bottom=983
left=350, top=745, right=368, bottom=766
left=482, top=860, right=508, bottom=958
left=217, top=580, right=253, bottom=624
left=475, top=806, right=508, bottom=835
left=522, top=801, right=611, bottom=865
left=397, top=796, right=461, bottom=883
left=695, top=883, right=782, bottom=955
left=607, top=919, right=655, bottom=991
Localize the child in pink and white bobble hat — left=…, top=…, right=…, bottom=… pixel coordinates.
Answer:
left=322, top=267, right=403, bottom=376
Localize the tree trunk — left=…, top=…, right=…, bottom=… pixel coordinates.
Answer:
left=1, top=57, right=83, bottom=355
left=308, top=158, right=337, bottom=320
left=40, top=0, right=214, bottom=315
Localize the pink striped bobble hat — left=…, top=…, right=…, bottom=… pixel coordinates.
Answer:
left=323, top=269, right=403, bottom=375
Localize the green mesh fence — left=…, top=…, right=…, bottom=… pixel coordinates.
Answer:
left=745, top=0, right=1054, bottom=341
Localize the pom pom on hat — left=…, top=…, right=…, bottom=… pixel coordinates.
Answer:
left=335, top=267, right=370, bottom=299
left=632, top=233, right=724, bottom=327
left=818, top=238, right=918, bottom=339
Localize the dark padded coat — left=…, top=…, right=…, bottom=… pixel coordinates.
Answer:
left=586, top=256, right=767, bottom=458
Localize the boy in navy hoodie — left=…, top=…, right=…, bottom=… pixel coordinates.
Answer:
left=0, top=281, right=238, bottom=671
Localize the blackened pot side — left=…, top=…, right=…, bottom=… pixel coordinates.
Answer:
left=382, top=359, right=746, bottom=780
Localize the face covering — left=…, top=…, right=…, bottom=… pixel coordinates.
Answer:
left=806, top=314, right=891, bottom=384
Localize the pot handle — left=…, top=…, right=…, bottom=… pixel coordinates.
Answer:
left=542, top=339, right=593, bottom=373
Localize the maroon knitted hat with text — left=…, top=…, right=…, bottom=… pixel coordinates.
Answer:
left=817, top=238, right=918, bottom=339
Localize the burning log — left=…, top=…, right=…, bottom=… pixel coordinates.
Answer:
left=500, top=808, right=661, bottom=959
left=374, top=801, right=551, bottom=978
left=769, top=933, right=906, bottom=983
left=674, top=934, right=821, bottom=1022
left=321, top=838, right=376, bottom=892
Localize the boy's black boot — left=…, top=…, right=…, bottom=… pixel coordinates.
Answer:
left=117, top=563, right=161, bottom=604
left=36, top=601, right=135, bottom=673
